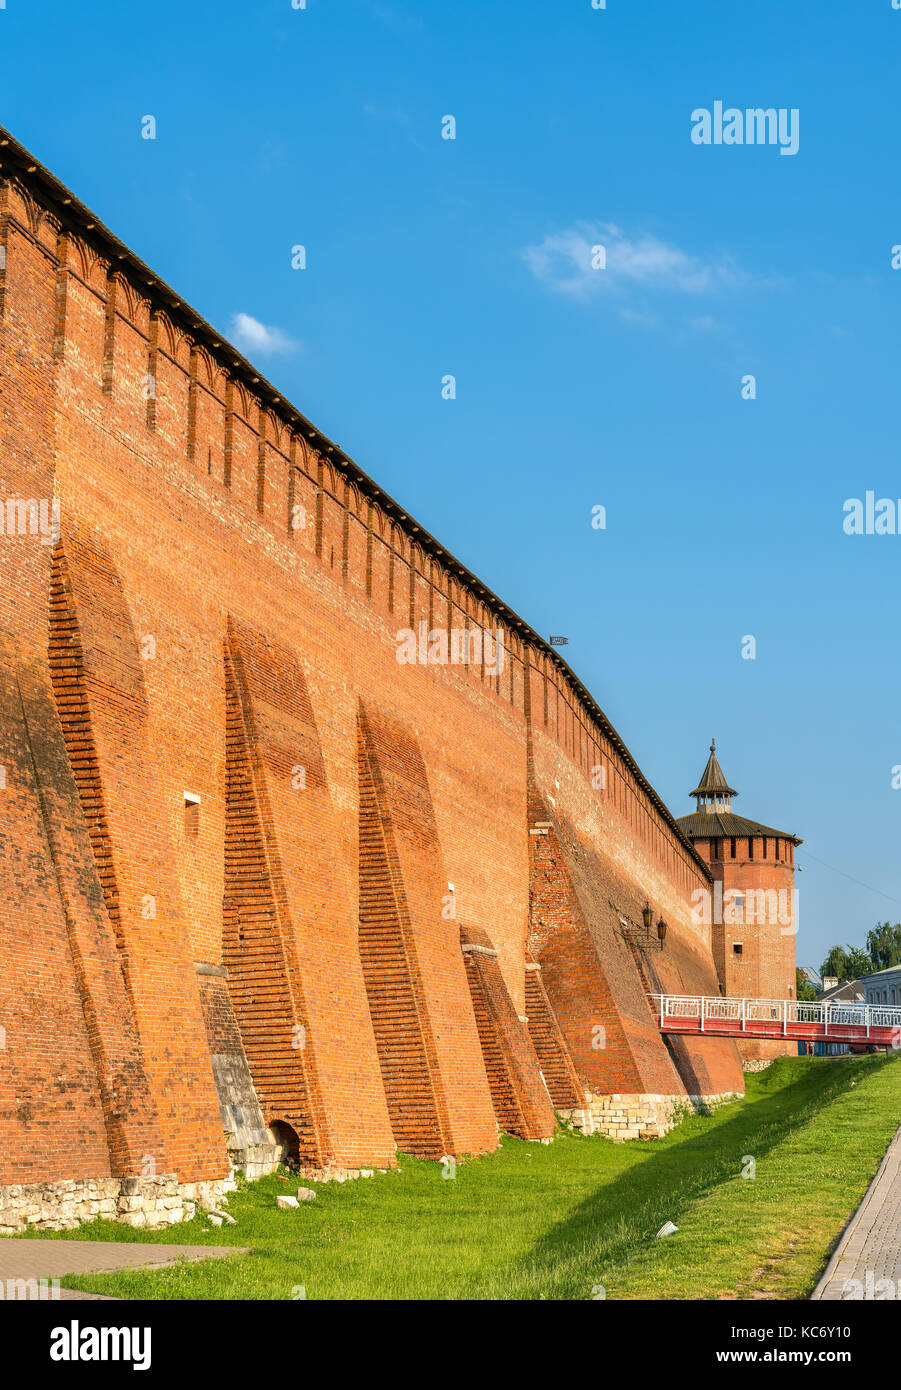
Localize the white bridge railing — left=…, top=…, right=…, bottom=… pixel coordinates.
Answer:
left=649, top=993, right=901, bottom=1038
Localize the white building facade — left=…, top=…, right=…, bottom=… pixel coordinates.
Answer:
left=862, top=964, right=901, bottom=1008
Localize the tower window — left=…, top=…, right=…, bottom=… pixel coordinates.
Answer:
left=733, top=943, right=743, bottom=956
left=748, top=837, right=754, bottom=860
left=762, top=837, right=768, bottom=859
left=730, top=837, right=736, bottom=858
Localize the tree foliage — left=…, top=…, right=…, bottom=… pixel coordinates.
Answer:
left=819, top=925, right=901, bottom=983
left=820, top=945, right=851, bottom=982
left=865, top=922, right=901, bottom=972
left=795, top=969, right=818, bottom=1002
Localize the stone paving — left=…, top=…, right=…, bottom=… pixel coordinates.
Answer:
left=812, top=1124, right=901, bottom=1299
left=0, top=1239, right=247, bottom=1301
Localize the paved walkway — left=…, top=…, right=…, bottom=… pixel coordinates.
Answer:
left=0, top=1240, right=247, bottom=1301
left=812, top=1124, right=901, bottom=1299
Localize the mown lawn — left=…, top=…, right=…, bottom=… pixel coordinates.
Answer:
left=16, top=1053, right=899, bottom=1300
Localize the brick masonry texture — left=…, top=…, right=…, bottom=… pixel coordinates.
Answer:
left=461, top=928, right=556, bottom=1141
left=0, top=131, right=749, bottom=1225
left=49, top=522, right=228, bottom=1183
left=694, top=836, right=798, bottom=1062
left=527, top=732, right=745, bottom=1103
left=224, top=619, right=396, bottom=1169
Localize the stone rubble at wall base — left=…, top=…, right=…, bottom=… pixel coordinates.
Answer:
left=560, top=1090, right=743, bottom=1141
left=0, top=1162, right=396, bottom=1235
left=0, top=1173, right=237, bottom=1234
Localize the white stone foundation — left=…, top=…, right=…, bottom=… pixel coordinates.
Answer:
left=234, top=1143, right=280, bottom=1180
left=295, top=1164, right=386, bottom=1183
left=0, top=1172, right=238, bottom=1235
left=561, top=1090, right=742, bottom=1141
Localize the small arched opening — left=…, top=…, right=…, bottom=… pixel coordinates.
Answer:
left=266, top=1119, right=300, bottom=1169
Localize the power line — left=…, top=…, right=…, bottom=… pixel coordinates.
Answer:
left=797, top=848, right=901, bottom=912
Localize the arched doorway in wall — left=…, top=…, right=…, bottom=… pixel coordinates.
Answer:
left=266, top=1119, right=300, bottom=1168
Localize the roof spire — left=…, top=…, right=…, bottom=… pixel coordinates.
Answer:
left=690, top=739, right=737, bottom=811
left=676, top=740, right=801, bottom=846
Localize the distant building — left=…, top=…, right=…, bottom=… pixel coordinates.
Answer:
left=862, top=964, right=901, bottom=1008
left=819, top=978, right=865, bottom=1005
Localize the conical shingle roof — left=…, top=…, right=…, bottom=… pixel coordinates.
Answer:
left=677, top=739, right=801, bottom=844
left=689, top=739, right=738, bottom=799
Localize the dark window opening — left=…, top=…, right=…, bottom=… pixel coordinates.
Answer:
left=733, top=943, right=743, bottom=956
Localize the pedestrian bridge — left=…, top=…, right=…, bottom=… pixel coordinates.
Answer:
left=650, top=994, right=901, bottom=1045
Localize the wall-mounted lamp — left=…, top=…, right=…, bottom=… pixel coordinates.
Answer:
left=642, top=901, right=653, bottom=932
left=657, top=917, right=668, bottom=946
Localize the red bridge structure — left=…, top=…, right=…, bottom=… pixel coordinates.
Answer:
left=651, top=994, right=901, bottom=1048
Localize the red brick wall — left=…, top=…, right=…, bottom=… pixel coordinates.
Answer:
left=0, top=633, right=162, bottom=1183
left=0, top=181, right=57, bottom=651
left=460, top=927, right=556, bottom=1140
left=528, top=729, right=744, bottom=1099
left=224, top=618, right=396, bottom=1168
left=0, top=149, right=745, bottom=1185
left=358, top=702, right=497, bottom=1157
left=50, top=523, right=227, bottom=1182
left=524, top=962, right=584, bottom=1110
left=695, top=835, right=798, bottom=1061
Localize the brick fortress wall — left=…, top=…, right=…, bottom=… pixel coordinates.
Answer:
left=692, top=834, right=798, bottom=1063
left=0, top=133, right=743, bottom=1228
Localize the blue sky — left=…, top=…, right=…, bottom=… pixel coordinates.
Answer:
left=5, top=0, right=901, bottom=971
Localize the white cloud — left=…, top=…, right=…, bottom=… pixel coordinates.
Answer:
left=520, top=222, right=746, bottom=309
left=230, top=312, right=299, bottom=356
